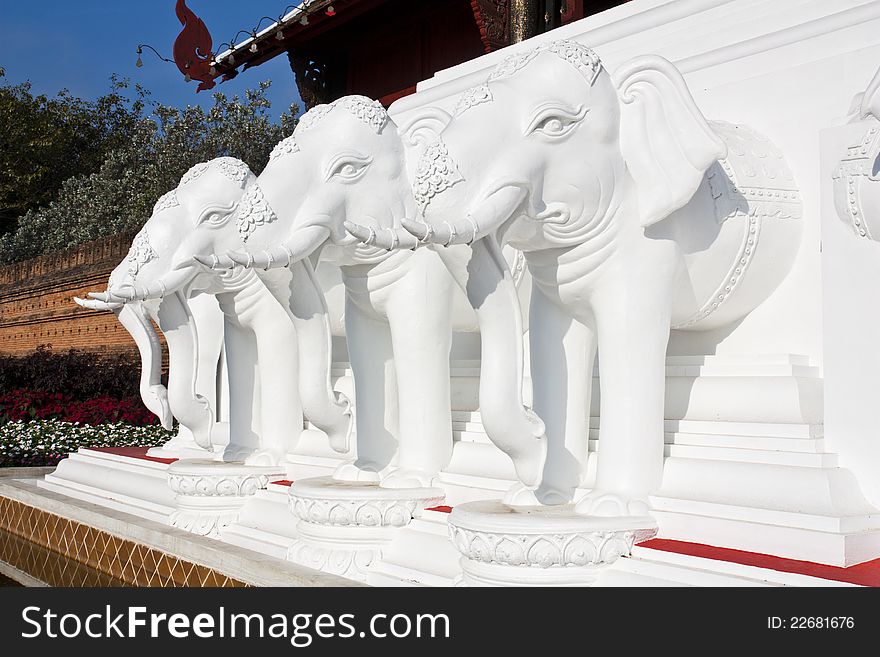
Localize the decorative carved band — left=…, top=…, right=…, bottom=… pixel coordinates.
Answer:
left=449, top=524, right=640, bottom=568
left=289, top=496, right=437, bottom=528
left=168, top=472, right=272, bottom=497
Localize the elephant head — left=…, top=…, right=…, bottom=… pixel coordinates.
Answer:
left=81, top=157, right=255, bottom=449
left=391, top=40, right=725, bottom=250
left=104, top=157, right=256, bottom=301
left=214, top=95, right=418, bottom=270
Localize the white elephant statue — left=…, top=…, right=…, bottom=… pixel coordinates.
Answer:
left=75, top=257, right=226, bottom=457
left=203, top=96, right=524, bottom=488
left=77, top=157, right=351, bottom=465
left=352, top=40, right=803, bottom=515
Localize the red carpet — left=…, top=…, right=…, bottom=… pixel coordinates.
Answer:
left=639, top=538, right=880, bottom=586
left=85, top=446, right=178, bottom=465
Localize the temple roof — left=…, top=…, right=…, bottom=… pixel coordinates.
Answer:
left=210, top=0, right=372, bottom=80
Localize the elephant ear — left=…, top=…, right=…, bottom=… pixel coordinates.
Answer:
left=613, top=55, right=727, bottom=227
left=398, top=107, right=452, bottom=149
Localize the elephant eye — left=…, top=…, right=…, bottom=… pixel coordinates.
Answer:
left=197, top=204, right=235, bottom=227
left=526, top=104, right=587, bottom=139
left=325, top=152, right=373, bottom=183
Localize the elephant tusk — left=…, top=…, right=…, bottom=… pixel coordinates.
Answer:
left=107, top=286, right=134, bottom=302
left=74, top=296, right=123, bottom=311
left=401, top=219, right=432, bottom=243
left=466, top=216, right=480, bottom=245
left=237, top=250, right=275, bottom=270
left=383, top=228, right=398, bottom=251
left=193, top=253, right=236, bottom=270
left=226, top=251, right=253, bottom=268
left=344, top=221, right=420, bottom=250
left=88, top=291, right=113, bottom=302
left=443, top=222, right=457, bottom=247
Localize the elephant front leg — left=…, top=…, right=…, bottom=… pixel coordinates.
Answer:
left=249, top=312, right=303, bottom=466
left=221, top=317, right=262, bottom=462
left=576, top=271, right=672, bottom=517
left=383, top=253, right=455, bottom=488
left=334, top=293, right=398, bottom=482
left=512, top=285, right=596, bottom=506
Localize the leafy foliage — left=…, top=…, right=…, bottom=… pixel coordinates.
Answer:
left=0, top=346, right=143, bottom=399
left=0, top=70, right=146, bottom=238
left=0, top=71, right=299, bottom=264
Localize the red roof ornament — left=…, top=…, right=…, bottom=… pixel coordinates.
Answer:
left=172, top=0, right=217, bottom=92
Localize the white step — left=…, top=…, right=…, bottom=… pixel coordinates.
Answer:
left=619, top=547, right=853, bottom=587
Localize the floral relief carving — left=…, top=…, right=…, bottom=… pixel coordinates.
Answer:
left=216, top=157, right=251, bottom=186
left=448, top=524, right=638, bottom=567
left=337, top=95, right=388, bottom=133
left=288, top=495, right=439, bottom=528
left=127, top=229, right=157, bottom=278
left=546, top=41, right=603, bottom=85
left=153, top=189, right=179, bottom=215
left=413, top=139, right=464, bottom=215
left=235, top=182, right=278, bottom=242
left=294, top=95, right=389, bottom=138
left=180, top=162, right=210, bottom=186
left=269, top=134, right=300, bottom=161
left=454, top=85, right=493, bottom=117
left=168, top=472, right=272, bottom=497
left=170, top=510, right=240, bottom=538
left=487, top=40, right=602, bottom=86
left=287, top=541, right=377, bottom=582
left=295, top=103, right=335, bottom=134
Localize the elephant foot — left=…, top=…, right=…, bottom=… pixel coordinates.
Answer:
left=508, top=409, right=549, bottom=488
left=574, top=490, right=652, bottom=518
left=502, top=481, right=571, bottom=507
left=381, top=469, right=439, bottom=489
left=219, top=444, right=254, bottom=463
left=332, top=460, right=382, bottom=483
left=244, top=449, right=282, bottom=467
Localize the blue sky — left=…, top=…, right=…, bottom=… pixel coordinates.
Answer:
left=0, top=1, right=304, bottom=120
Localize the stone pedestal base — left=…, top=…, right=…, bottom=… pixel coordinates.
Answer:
left=168, top=460, right=284, bottom=538
left=286, top=476, right=444, bottom=581
left=448, top=500, right=658, bottom=586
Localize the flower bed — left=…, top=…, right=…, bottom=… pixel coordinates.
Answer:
left=0, top=348, right=172, bottom=467
left=0, top=389, right=158, bottom=425
left=0, top=419, right=173, bottom=467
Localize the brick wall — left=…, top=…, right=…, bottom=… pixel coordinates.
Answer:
left=0, top=233, right=142, bottom=356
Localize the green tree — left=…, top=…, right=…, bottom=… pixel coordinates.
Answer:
left=0, top=74, right=298, bottom=264
left=0, top=69, right=146, bottom=238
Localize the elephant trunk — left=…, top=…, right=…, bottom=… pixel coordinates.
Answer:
left=437, top=237, right=547, bottom=488
left=404, top=185, right=528, bottom=246
left=156, top=291, right=214, bottom=450
left=73, top=295, right=173, bottom=429
left=114, top=303, right=174, bottom=430
left=343, top=222, right=421, bottom=251
left=109, top=266, right=197, bottom=302
left=224, top=224, right=331, bottom=270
